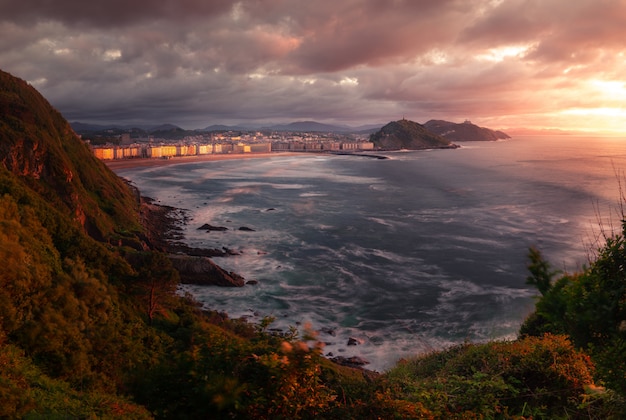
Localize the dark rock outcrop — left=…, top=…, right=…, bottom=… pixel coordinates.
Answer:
left=320, top=327, right=337, bottom=337
left=198, top=223, right=228, bottom=231
left=347, top=337, right=365, bottom=346
left=139, top=198, right=247, bottom=285
left=169, top=255, right=245, bottom=287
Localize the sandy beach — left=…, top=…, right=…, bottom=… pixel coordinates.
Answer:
left=104, top=151, right=309, bottom=170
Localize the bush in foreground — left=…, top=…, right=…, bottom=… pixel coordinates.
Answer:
left=521, top=235, right=626, bottom=398
left=384, top=334, right=612, bottom=419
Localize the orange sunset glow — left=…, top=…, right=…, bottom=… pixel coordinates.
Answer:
left=1, top=0, right=625, bottom=133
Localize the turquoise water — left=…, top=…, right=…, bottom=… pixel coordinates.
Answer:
left=115, top=135, right=626, bottom=371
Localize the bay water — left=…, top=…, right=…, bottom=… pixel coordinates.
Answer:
left=114, top=135, right=626, bottom=371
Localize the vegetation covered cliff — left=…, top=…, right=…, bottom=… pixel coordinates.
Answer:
left=1, top=69, right=625, bottom=418
left=424, top=119, right=510, bottom=142
left=0, top=70, right=141, bottom=242
left=370, top=119, right=457, bottom=150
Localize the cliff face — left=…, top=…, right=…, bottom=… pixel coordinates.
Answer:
left=0, top=69, right=139, bottom=240
left=0, top=72, right=66, bottom=179
left=370, top=119, right=456, bottom=150
left=424, top=119, right=510, bottom=142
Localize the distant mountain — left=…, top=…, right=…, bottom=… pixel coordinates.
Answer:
left=71, top=121, right=187, bottom=133
left=423, top=120, right=510, bottom=141
left=265, top=121, right=351, bottom=132
left=203, top=121, right=385, bottom=133
left=74, top=120, right=385, bottom=134
left=71, top=122, right=197, bottom=141
left=149, top=123, right=183, bottom=132
left=147, top=124, right=189, bottom=140
left=70, top=121, right=114, bottom=132
left=351, top=123, right=386, bottom=133
left=202, top=124, right=248, bottom=132
left=370, top=119, right=457, bottom=150
left=70, top=121, right=149, bottom=132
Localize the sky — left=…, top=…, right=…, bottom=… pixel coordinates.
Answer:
left=1, top=0, right=626, bottom=133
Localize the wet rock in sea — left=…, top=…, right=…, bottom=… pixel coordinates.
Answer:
left=320, top=327, right=337, bottom=337
left=347, top=337, right=365, bottom=346
left=222, top=247, right=240, bottom=255
left=169, top=255, right=245, bottom=287
left=246, top=279, right=259, bottom=285
left=238, top=226, right=256, bottom=231
left=197, top=223, right=228, bottom=231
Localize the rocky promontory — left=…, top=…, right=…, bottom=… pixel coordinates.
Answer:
left=423, top=119, right=510, bottom=141
left=369, top=119, right=458, bottom=150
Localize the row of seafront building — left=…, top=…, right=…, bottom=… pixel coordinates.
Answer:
left=92, top=142, right=273, bottom=160
left=90, top=135, right=375, bottom=161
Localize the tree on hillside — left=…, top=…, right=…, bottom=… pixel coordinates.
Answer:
left=521, top=224, right=626, bottom=396
left=130, top=252, right=179, bottom=324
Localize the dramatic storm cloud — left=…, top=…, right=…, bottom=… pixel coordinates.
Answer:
left=1, top=0, right=626, bottom=132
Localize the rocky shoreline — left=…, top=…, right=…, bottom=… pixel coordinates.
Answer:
left=139, top=196, right=247, bottom=287
left=138, top=193, right=375, bottom=371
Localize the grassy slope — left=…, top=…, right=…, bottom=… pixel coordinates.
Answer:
left=0, top=69, right=140, bottom=241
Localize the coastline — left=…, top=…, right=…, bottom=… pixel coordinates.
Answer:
left=105, top=151, right=311, bottom=170
left=139, top=196, right=246, bottom=287
left=115, top=152, right=318, bottom=287
left=135, top=170, right=376, bottom=368
left=104, top=150, right=394, bottom=170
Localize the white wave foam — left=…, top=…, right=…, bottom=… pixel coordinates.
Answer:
left=300, top=192, right=328, bottom=197
left=365, top=217, right=395, bottom=228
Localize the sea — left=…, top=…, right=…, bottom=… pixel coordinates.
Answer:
left=113, top=135, right=626, bottom=372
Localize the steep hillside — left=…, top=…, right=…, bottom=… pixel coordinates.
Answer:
left=424, top=119, right=510, bottom=141
left=0, top=68, right=376, bottom=418
left=0, top=70, right=141, bottom=242
left=370, top=119, right=456, bottom=150
left=0, top=69, right=164, bottom=416
left=267, top=120, right=350, bottom=132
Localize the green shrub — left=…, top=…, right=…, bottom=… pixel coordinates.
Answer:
left=521, top=233, right=626, bottom=398
left=385, top=334, right=601, bottom=419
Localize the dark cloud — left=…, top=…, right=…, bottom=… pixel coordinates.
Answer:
left=0, top=0, right=232, bottom=27
left=1, top=0, right=625, bottom=131
left=237, top=0, right=468, bottom=73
